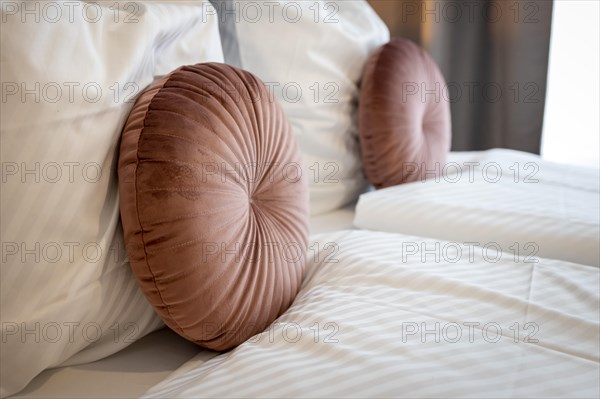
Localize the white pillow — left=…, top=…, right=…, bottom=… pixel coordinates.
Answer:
left=0, top=2, right=223, bottom=397
left=226, top=0, right=389, bottom=215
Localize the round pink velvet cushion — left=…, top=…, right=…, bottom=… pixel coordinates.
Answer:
left=359, top=38, right=452, bottom=189
left=118, top=63, right=309, bottom=351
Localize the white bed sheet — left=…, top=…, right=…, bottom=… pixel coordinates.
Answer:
left=9, top=329, right=206, bottom=399
left=15, top=149, right=600, bottom=398
left=310, top=202, right=357, bottom=234
left=143, top=230, right=600, bottom=398
left=10, top=207, right=358, bottom=398
left=355, top=149, right=600, bottom=266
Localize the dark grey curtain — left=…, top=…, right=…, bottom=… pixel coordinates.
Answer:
left=368, top=0, right=553, bottom=153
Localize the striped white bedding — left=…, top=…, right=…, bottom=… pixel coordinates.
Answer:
left=355, top=149, right=600, bottom=267
left=143, top=230, right=600, bottom=398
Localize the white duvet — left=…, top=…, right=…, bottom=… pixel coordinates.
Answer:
left=355, top=149, right=600, bottom=267
left=143, top=230, right=600, bottom=398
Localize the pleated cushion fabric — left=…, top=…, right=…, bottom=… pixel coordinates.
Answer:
left=118, top=63, right=309, bottom=351
left=359, top=38, right=452, bottom=189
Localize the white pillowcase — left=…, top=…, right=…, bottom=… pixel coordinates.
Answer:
left=0, top=2, right=223, bottom=397
left=230, top=0, right=389, bottom=215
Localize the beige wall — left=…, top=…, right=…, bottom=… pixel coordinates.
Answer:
left=367, top=0, right=423, bottom=42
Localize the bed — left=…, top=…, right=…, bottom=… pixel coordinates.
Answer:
left=2, top=1, right=598, bottom=398
left=10, top=152, right=598, bottom=398
left=15, top=227, right=600, bottom=397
